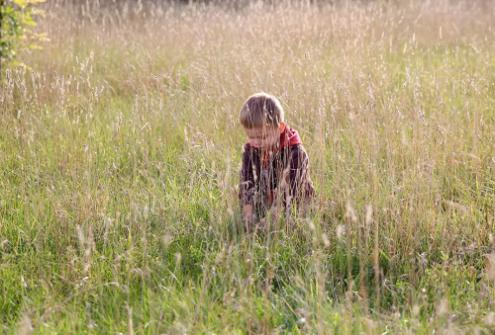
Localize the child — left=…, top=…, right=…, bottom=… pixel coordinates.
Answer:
left=238, top=92, right=315, bottom=231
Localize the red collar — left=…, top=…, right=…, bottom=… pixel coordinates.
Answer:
left=278, top=123, right=302, bottom=148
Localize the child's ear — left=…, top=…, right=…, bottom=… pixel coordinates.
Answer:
left=278, top=122, right=286, bottom=133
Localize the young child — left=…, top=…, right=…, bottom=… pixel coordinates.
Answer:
left=238, top=92, right=315, bottom=231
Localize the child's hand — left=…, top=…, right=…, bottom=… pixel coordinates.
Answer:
left=243, top=204, right=254, bottom=231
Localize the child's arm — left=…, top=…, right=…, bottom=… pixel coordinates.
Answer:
left=243, top=204, right=254, bottom=223
left=288, top=145, right=315, bottom=207
left=239, top=145, right=256, bottom=224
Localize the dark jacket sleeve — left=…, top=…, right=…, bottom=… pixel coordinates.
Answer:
left=239, top=144, right=255, bottom=206
left=288, top=144, right=315, bottom=203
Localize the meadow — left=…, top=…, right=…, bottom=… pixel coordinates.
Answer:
left=1, top=0, right=495, bottom=333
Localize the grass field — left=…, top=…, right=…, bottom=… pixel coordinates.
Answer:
left=2, top=0, right=495, bottom=333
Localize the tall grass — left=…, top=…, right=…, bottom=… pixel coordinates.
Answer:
left=1, top=0, right=495, bottom=333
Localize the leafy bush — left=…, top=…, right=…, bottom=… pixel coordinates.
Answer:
left=0, top=0, right=46, bottom=72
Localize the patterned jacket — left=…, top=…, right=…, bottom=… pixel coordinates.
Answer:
left=239, top=127, right=315, bottom=219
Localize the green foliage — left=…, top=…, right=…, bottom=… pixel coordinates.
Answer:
left=0, top=0, right=46, bottom=71
left=2, top=0, right=495, bottom=333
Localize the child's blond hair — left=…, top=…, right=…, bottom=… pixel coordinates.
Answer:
left=240, top=92, right=284, bottom=129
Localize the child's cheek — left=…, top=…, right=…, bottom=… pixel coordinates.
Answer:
left=264, top=133, right=279, bottom=147
left=249, top=139, right=261, bottom=148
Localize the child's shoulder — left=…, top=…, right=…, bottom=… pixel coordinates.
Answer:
left=243, top=143, right=253, bottom=152
left=288, top=142, right=310, bottom=161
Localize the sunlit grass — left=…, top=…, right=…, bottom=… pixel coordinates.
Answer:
left=1, top=0, right=495, bottom=333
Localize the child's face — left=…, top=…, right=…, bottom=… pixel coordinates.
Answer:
left=245, top=125, right=280, bottom=149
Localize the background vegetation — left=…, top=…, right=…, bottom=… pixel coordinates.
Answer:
left=0, top=0, right=46, bottom=72
left=1, top=0, right=495, bottom=333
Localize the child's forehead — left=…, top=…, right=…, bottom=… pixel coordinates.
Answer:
left=245, top=125, right=278, bottom=134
